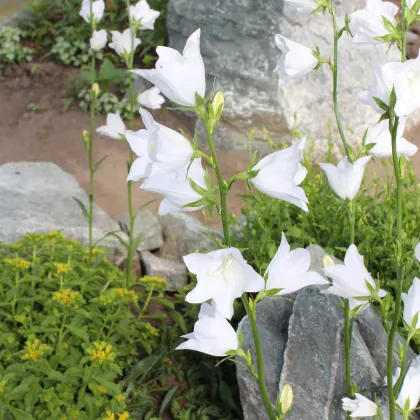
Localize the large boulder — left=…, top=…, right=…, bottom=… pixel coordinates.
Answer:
left=167, top=0, right=399, bottom=154
left=0, top=162, right=128, bottom=265
left=237, top=245, right=417, bottom=420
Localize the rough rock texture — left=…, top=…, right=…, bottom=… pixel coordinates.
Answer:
left=0, top=162, right=128, bottom=265
left=167, top=0, right=400, bottom=154
left=140, top=251, right=188, bottom=291
left=237, top=245, right=417, bottom=420
left=158, top=212, right=220, bottom=263
left=119, top=210, right=163, bottom=252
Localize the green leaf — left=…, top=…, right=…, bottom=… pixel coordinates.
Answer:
left=150, top=297, right=174, bottom=309
left=73, top=197, right=89, bottom=221
left=170, top=310, right=189, bottom=334
left=126, top=355, right=162, bottom=383
left=95, top=377, right=121, bottom=395
left=373, top=96, right=389, bottom=112
left=93, top=155, right=110, bottom=173
left=159, top=386, right=179, bottom=416
left=24, top=382, right=40, bottom=412
left=7, top=406, right=34, bottom=420
left=66, top=325, right=90, bottom=343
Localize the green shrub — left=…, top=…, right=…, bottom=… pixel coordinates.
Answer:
left=0, top=231, right=165, bottom=419
left=0, top=26, right=34, bottom=68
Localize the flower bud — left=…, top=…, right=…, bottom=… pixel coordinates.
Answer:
left=82, top=130, right=89, bottom=144
left=92, top=83, right=100, bottom=98
left=280, top=384, right=293, bottom=415
left=210, top=91, right=224, bottom=121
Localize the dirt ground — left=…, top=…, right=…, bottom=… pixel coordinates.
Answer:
left=0, top=62, right=249, bottom=227
left=0, top=62, right=420, bottom=228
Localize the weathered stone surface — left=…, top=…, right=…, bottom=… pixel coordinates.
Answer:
left=119, top=210, right=163, bottom=252
left=0, top=162, right=127, bottom=264
left=167, top=0, right=401, bottom=154
left=158, top=212, right=220, bottom=263
left=140, top=251, right=188, bottom=291
left=237, top=244, right=418, bottom=420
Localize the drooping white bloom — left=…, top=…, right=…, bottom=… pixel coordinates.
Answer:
left=79, top=0, right=105, bottom=23
left=137, top=87, right=165, bottom=110
left=349, top=0, right=399, bottom=45
left=323, top=245, right=386, bottom=311
left=109, top=28, right=141, bottom=57
left=126, top=108, right=193, bottom=181
left=251, top=136, right=309, bottom=211
left=342, top=394, right=378, bottom=417
left=284, top=0, right=317, bottom=14
left=415, top=243, right=420, bottom=262
left=319, top=156, right=371, bottom=201
left=140, top=158, right=206, bottom=216
left=90, top=30, right=107, bottom=51
left=132, top=29, right=206, bottom=107
left=402, top=277, right=420, bottom=330
left=176, top=302, right=239, bottom=357
left=184, top=248, right=264, bottom=319
left=365, top=118, right=418, bottom=158
left=360, top=58, right=420, bottom=117
left=274, top=35, right=318, bottom=87
left=265, top=232, right=328, bottom=294
left=394, top=355, right=420, bottom=412
left=96, top=113, right=126, bottom=140
left=129, top=0, right=160, bottom=30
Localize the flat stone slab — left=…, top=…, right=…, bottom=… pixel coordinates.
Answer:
left=0, top=162, right=127, bottom=264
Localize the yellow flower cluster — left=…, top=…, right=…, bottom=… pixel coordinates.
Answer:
left=5, top=258, right=31, bottom=269
left=52, top=289, right=80, bottom=306
left=97, top=385, right=108, bottom=393
left=100, top=288, right=137, bottom=305
left=0, top=380, right=6, bottom=393
left=54, top=263, right=72, bottom=274
left=140, top=275, right=168, bottom=290
left=22, top=339, right=48, bottom=362
left=115, top=288, right=137, bottom=302
left=87, top=342, right=115, bottom=364
left=139, top=323, right=159, bottom=340
left=103, top=412, right=129, bottom=420
left=47, top=230, right=62, bottom=239
left=92, top=248, right=105, bottom=255
left=115, top=394, right=125, bottom=402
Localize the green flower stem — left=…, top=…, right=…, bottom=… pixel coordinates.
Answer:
left=205, top=120, right=275, bottom=420
left=387, top=113, right=403, bottom=420
left=88, top=0, right=97, bottom=269
left=330, top=0, right=353, bottom=163
left=394, top=332, right=413, bottom=397
left=138, top=286, right=154, bottom=321
left=242, top=296, right=276, bottom=420
left=124, top=0, right=136, bottom=288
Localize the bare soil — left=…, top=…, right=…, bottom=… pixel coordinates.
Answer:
left=1, top=62, right=420, bottom=229
left=0, top=62, right=248, bottom=227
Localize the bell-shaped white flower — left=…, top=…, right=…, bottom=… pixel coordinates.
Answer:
left=109, top=28, right=141, bottom=57
left=349, top=0, right=399, bottom=45
left=342, top=394, right=378, bottom=417
left=90, top=30, right=108, bottom=52
left=274, top=35, right=318, bottom=87
left=360, top=58, right=420, bottom=117
left=80, top=0, right=105, bottom=23
left=176, top=302, right=239, bottom=357
left=96, top=113, right=126, bottom=140
left=415, top=243, right=420, bottom=262
left=319, top=156, right=371, bottom=201
left=394, top=355, right=420, bottom=412
left=284, top=0, right=317, bottom=14
left=137, top=87, right=165, bottom=110
left=251, top=136, right=309, bottom=211
left=323, top=244, right=386, bottom=311
left=129, top=0, right=160, bottom=30
left=132, top=29, right=206, bottom=107
left=265, top=232, right=328, bottom=294
left=365, top=118, right=418, bottom=158
left=126, top=108, right=193, bottom=181
left=402, top=277, right=420, bottom=330
left=141, top=158, right=207, bottom=216
left=184, top=248, right=264, bottom=319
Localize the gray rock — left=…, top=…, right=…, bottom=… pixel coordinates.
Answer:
left=158, top=212, right=220, bottom=262
left=0, top=162, right=127, bottom=265
left=237, top=244, right=418, bottom=420
left=119, top=210, right=163, bottom=252
left=140, top=251, right=188, bottom=291
left=167, top=0, right=402, bottom=155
